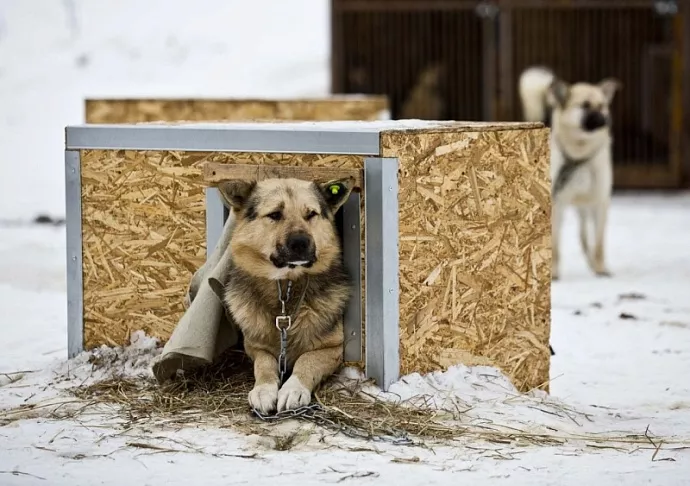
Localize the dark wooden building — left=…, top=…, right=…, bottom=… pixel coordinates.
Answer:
left=331, top=0, right=690, bottom=188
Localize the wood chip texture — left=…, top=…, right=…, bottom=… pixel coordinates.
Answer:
left=85, top=98, right=389, bottom=124
left=80, top=151, right=365, bottom=355
left=79, top=122, right=550, bottom=393
left=381, top=126, right=551, bottom=392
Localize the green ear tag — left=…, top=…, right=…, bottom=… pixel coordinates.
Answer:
left=329, top=184, right=340, bottom=195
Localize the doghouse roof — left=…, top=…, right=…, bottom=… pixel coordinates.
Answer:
left=65, top=119, right=543, bottom=155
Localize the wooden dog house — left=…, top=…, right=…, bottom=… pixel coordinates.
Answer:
left=65, top=120, right=551, bottom=392
left=84, top=95, right=391, bottom=124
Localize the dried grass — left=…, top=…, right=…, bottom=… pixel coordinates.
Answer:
left=70, top=351, right=427, bottom=445
left=64, top=351, right=690, bottom=453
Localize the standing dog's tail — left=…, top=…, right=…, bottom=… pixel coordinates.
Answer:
left=518, top=66, right=555, bottom=124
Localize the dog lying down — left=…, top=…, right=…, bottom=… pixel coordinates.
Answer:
left=214, top=177, right=355, bottom=415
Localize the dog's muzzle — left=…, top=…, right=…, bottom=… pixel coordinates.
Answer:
left=581, top=110, right=609, bottom=132
left=270, top=232, right=316, bottom=269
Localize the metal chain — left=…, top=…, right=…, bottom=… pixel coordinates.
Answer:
left=252, top=403, right=416, bottom=446
left=274, top=278, right=309, bottom=386
left=257, top=279, right=416, bottom=446
left=275, top=279, right=293, bottom=386
left=277, top=327, right=289, bottom=386
left=252, top=403, right=321, bottom=421
left=277, top=280, right=293, bottom=316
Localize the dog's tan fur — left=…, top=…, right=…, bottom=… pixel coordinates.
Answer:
left=519, top=66, right=621, bottom=279
left=217, top=177, right=354, bottom=414
left=400, top=62, right=446, bottom=120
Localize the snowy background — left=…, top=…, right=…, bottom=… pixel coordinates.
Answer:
left=0, top=0, right=329, bottom=221
left=1, top=1, right=690, bottom=484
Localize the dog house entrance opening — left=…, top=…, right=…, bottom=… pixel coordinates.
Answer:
left=204, top=187, right=363, bottom=363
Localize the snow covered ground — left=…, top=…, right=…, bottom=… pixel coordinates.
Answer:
left=1, top=193, right=689, bottom=485
left=0, top=0, right=330, bottom=220
left=2, top=0, right=690, bottom=483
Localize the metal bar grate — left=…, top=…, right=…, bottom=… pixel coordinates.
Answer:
left=331, top=0, right=686, bottom=188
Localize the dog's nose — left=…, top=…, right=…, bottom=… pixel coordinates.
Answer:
left=286, top=233, right=312, bottom=255
left=582, top=111, right=608, bottom=132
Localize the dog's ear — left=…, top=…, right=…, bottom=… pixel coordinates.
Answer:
left=598, top=78, right=621, bottom=104
left=548, top=79, right=570, bottom=107
left=318, top=177, right=355, bottom=214
left=217, top=180, right=256, bottom=211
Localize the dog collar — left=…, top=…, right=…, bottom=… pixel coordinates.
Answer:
left=552, top=139, right=603, bottom=197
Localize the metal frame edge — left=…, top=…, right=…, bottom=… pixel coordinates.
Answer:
left=364, top=157, right=400, bottom=391
left=65, top=125, right=382, bottom=155
left=65, top=150, right=84, bottom=358
left=205, top=188, right=226, bottom=258
left=342, top=192, right=363, bottom=363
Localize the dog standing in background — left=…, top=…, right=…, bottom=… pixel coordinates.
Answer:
left=519, top=66, right=620, bottom=280
left=399, top=63, right=446, bottom=120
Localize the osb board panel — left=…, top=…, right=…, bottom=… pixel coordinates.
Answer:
left=85, top=98, right=389, bottom=124
left=381, top=127, right=551, bottom=392
left=80, top=150, right=365, bottom=353
left=80, top=125, right=550, bottom=391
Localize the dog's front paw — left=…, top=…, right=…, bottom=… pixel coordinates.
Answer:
left=248, top=383, right=279, bottom=414
left=595, top=269, right=612, bottom=278
left=277, top=376, right=311, bottom=412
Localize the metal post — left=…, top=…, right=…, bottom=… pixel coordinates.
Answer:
left=497, top=5, right=513, bottom=121
left=205, top=187, right=226, bottom=258
left=364, top=157, right=399, bottom=391
left=65, top=150, right=84, bottom=358
left=342, top=192, right=362, bottom=363
left=477, top=1, right=499, bottom=121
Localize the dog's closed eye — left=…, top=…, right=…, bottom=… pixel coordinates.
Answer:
left=266, top=211, right=283, bottom=221
left=305, top=210, right=319, bottom=221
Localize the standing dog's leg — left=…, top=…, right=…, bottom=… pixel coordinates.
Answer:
left=577, top=206, right=598, bottom=271
left=592, top=201, right=612, bottom=277
left=247, top=348, right=280, bottom=414
left=577, top=207, right=590, bottom=258
left=552, top=201, right=565, bottom=280
left=277, top=346, right=343, bottom=412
